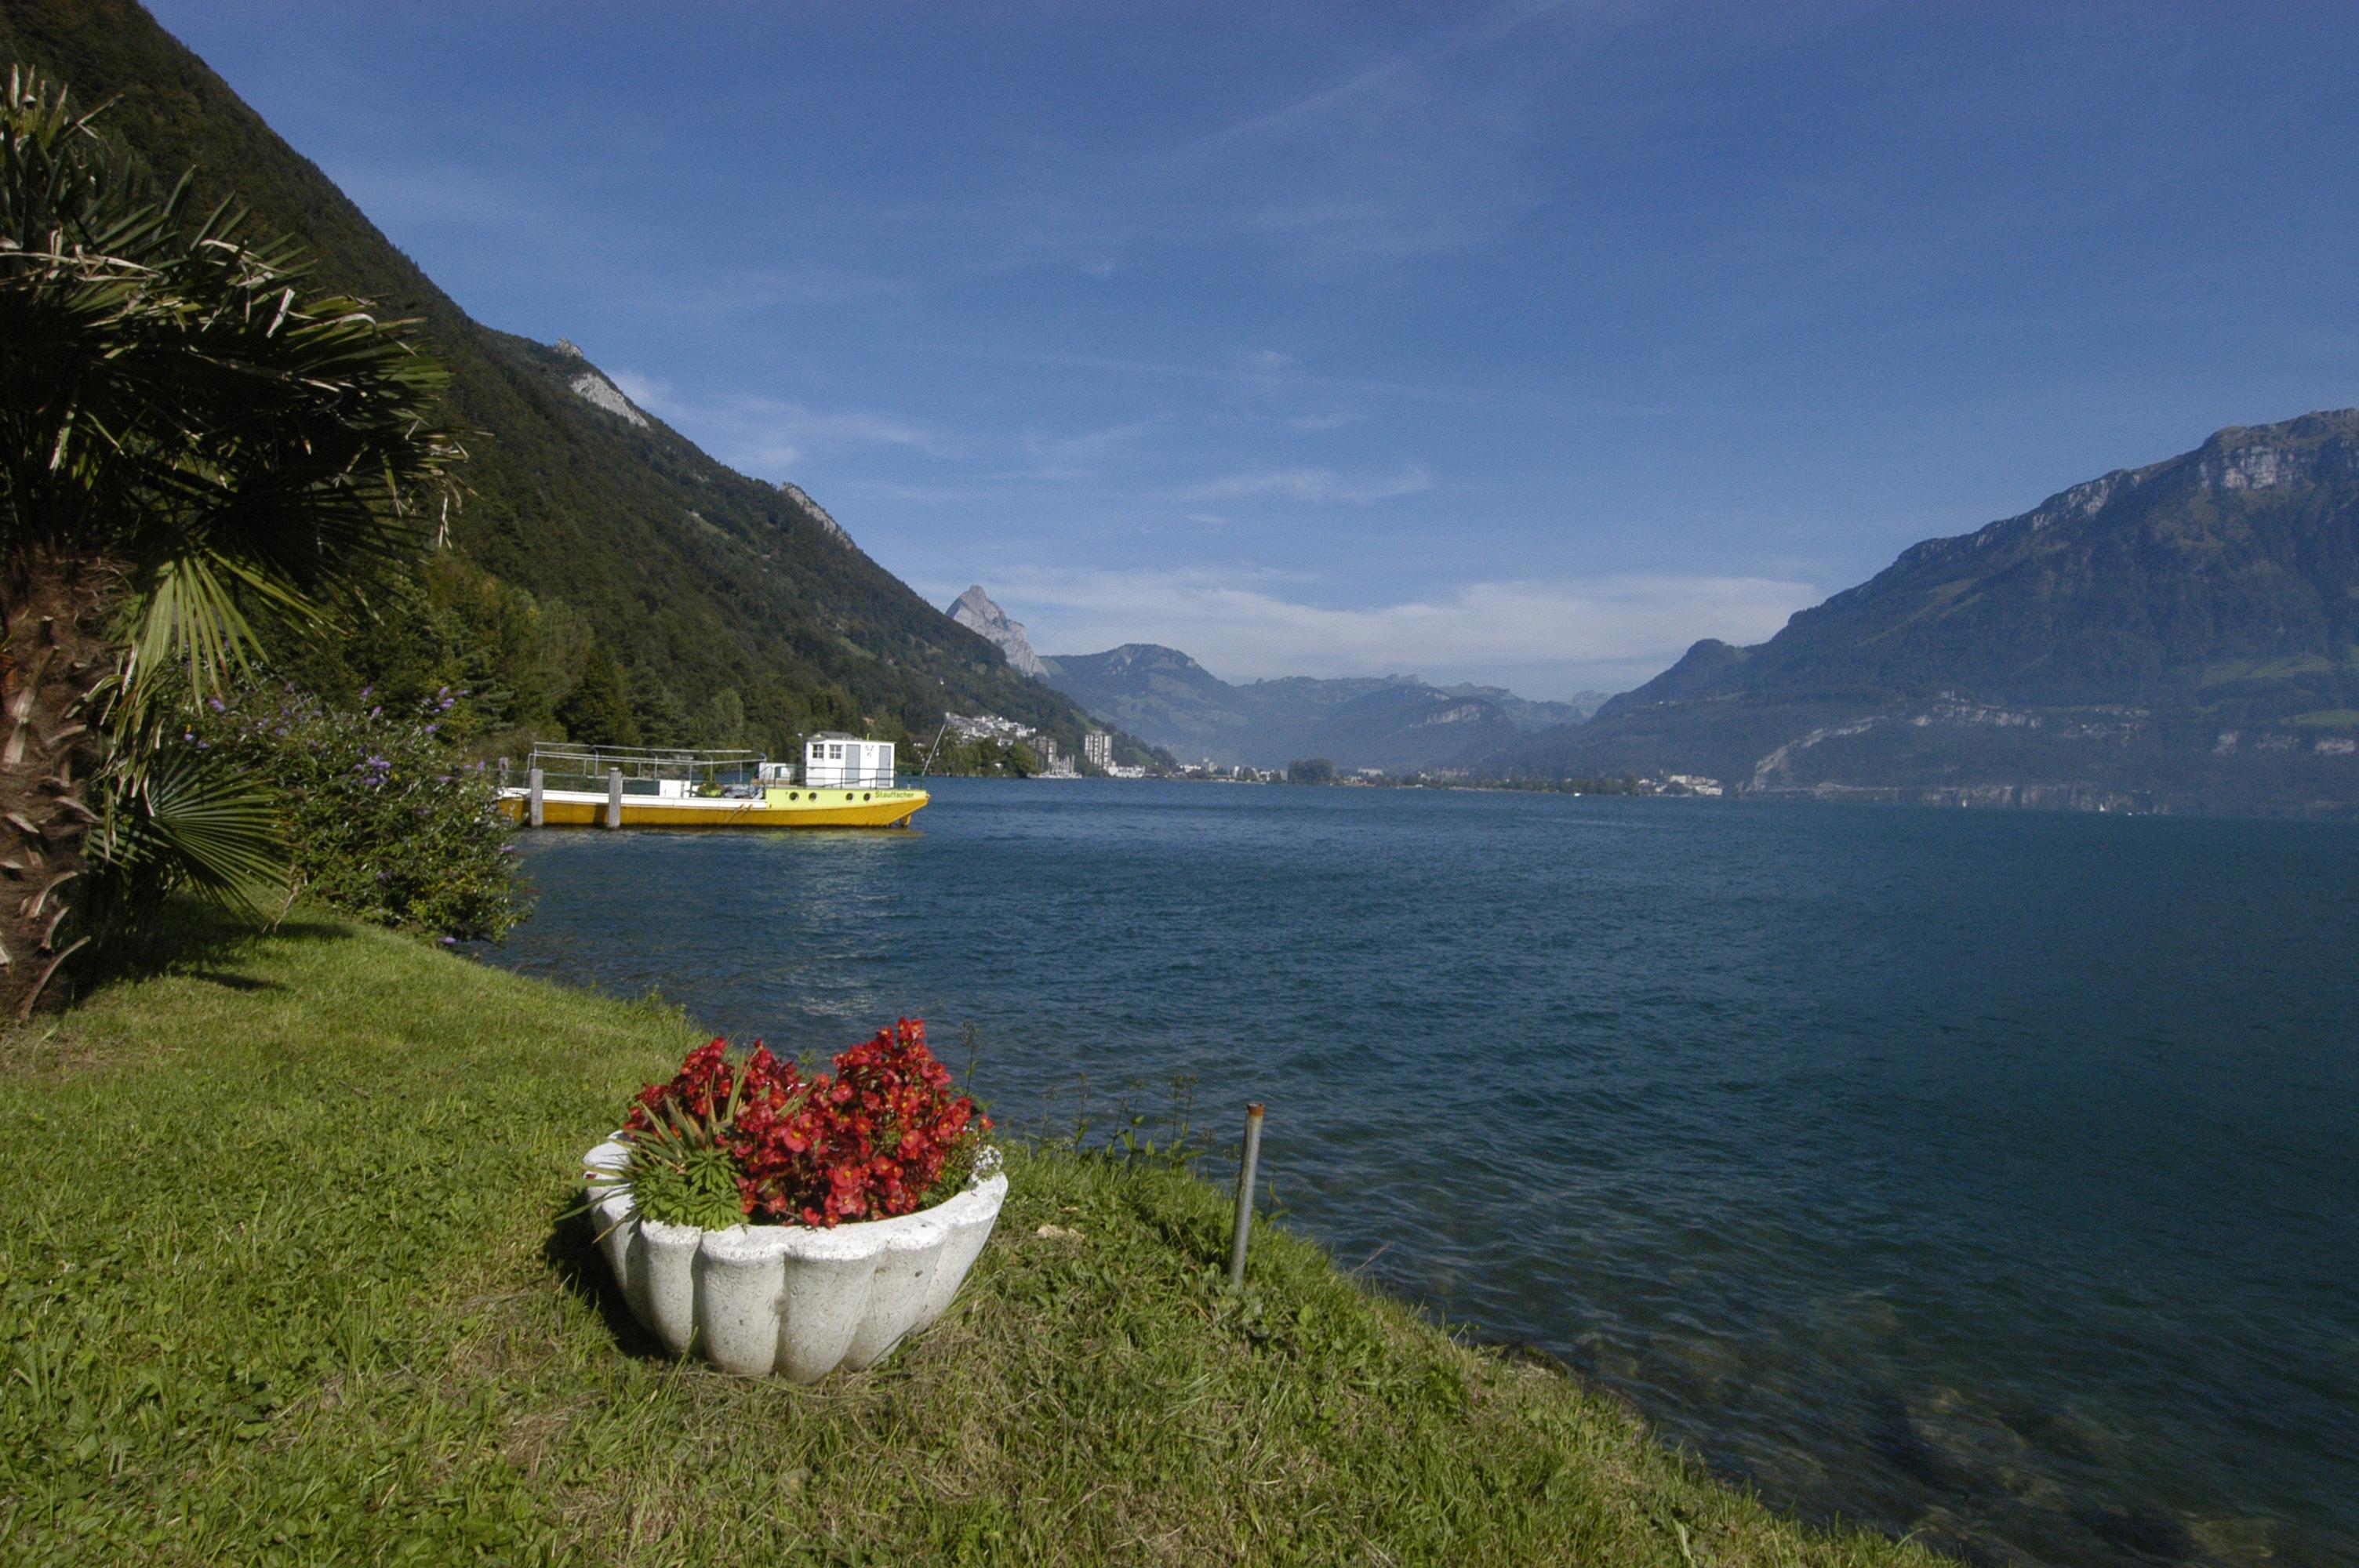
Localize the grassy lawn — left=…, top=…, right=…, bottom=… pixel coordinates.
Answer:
left=0, top=912, right=1942, bottom=1566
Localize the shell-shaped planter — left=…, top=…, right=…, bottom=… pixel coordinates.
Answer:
left=582, top=1136, right=1006, bottom=1380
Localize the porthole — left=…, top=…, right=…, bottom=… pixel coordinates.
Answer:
left=863, top=792, right=872, bottom=800
left=789, top=791, right=799, bottom=800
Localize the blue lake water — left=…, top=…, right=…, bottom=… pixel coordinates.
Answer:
left=481, top=779, right=2359, bottom=1566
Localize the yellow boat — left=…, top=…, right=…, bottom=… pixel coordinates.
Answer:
left=497, top=738, right=929, bottom=830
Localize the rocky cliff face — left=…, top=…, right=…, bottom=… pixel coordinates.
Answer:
left=556, top=339, right=650, bottom=430
left=947, top=586, right=1047, bottom=678
left=778, top=484, right=856, bottom=550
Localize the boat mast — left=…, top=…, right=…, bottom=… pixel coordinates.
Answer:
left=918, top=720, right=951, bottom=778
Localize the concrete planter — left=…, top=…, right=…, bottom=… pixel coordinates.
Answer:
left=582, top=1137, right=1006, bottom=1379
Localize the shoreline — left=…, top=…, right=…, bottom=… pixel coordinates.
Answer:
left=0, top=908, right=1945, bottom=1566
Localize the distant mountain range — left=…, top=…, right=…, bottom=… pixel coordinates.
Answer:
left=1481, top=411, right=2359, bottom=815
left=1033, top=639, right=1604, bottom=771
left=937, top=585, right=1602, bottom=770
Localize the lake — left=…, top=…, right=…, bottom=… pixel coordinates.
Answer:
left=480, top=779, right=2359, bottom=1566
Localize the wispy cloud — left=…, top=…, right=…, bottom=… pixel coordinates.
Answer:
left=643, top=263, right=912, bottom=318
left=609, top=370, right=947, bottom=475
left=841, top=480, right=1001, bottom=506
left=964, top=566, right=1818, bottom=698
left=1004, top=417, right=1167, bottom=480
left=1172, top=465, right=1433, bottom=504
left=927, top=1, right=1596, bottom=277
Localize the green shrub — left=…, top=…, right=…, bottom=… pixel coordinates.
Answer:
left=191, top=681, right=526, bottom=940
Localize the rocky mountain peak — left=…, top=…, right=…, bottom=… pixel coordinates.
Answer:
left=778, top=482, right=856, bottom=549
left=1098, top=643, right=1206, bottom=674
left=947, top=586, right=1047, bottom=679
left=552, top=342, right=649, bottom=430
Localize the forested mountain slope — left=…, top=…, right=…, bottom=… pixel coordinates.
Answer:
left=0, top=0, right=1096, bottom=753
left=1486, top=412, right=2359, bottom=814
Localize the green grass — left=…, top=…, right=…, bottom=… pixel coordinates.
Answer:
left=0, top=913, right=1943, bottom=1566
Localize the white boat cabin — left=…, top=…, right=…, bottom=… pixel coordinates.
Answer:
left=789, top=732, right=896, bottom=788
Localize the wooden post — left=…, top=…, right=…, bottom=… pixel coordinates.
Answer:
left=1227, top=1102, right=1265, bottom=1290
left=605, top=767, right=623, bottom=829
left=527, top=767, right=544, bottom=828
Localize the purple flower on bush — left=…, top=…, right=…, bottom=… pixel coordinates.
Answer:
left=184, top=674, right=525, bottom=943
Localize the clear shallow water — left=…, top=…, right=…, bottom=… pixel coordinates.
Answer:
left=481, top=780, right=2359, bottom=1566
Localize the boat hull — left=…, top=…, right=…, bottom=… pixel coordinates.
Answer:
left=498, top=786, right=929, bottom=829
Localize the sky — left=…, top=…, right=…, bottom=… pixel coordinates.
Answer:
left=150, top=1, right=2359, bottom=699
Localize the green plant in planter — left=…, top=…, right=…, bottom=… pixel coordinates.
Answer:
left=620, top=1068, right=748, bottom=1231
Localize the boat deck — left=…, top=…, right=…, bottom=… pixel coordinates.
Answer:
left=498, top=786, right=929, bottom=829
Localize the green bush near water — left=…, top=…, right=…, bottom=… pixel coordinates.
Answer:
left=0, top=913, right=1941, bottom=1566
left=189, top=683, right=525, bottom=941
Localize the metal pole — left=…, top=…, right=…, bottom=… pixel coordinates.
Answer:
left=1227, top=1102, right=1265, bottom=1289
left=605, top=767, right=623, bottom=829
left=527, top=767, right=544, bottom=828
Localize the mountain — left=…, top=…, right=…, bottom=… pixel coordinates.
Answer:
left=1436, top=682, right=1607, bottom=731
left=946, top=586, right=1047, bottom=679
left=1041, top=644, right=1252, bottom=757
left=1485, top=412, right=2359, bottom=815
left=1039, top=644, right=1587, bottom=771
left=0, top=1, right=1101, bottom=755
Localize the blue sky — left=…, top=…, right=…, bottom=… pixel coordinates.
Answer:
left=151, top=2, right=2359, bottom=699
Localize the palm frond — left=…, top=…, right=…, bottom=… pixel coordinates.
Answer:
left=89, top=745, right=286, bottom=917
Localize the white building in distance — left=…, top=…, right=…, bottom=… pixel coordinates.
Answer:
left=943, top=712, right=1038, bottom=744
left=1082, top=731, right=1114, bottom=769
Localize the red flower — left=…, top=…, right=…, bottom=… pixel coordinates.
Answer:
left=623, top=1019, right=986, bottom=1229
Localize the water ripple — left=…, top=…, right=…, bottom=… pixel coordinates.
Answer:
left=480, top=781, right=2359, bottom=1568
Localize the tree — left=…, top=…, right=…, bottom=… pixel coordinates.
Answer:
left=0, top=71, right=461, bottom=1012
left=626, top=662, right=688, bottom=748
left=696, top=688, right=746, bottom=750
left=555, top=644, right=637, bottom=748
left=1287, top=757, right=1336, bottom=786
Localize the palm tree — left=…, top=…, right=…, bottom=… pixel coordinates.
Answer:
left=0, top=69, right=462, bottom=1014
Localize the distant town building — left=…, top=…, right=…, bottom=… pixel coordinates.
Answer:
left=1082, top=731, right=1114, bottom=769
left=943, top=713, right=1039, bottom=745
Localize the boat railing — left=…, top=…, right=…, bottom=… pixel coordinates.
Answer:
left=518, top=743, right=769, bottom=797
